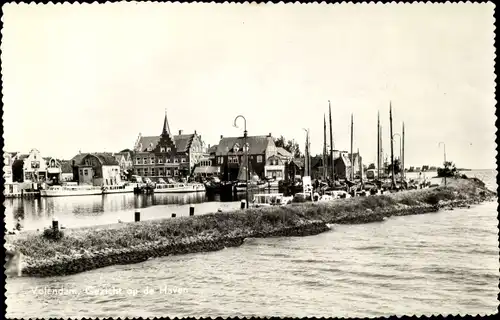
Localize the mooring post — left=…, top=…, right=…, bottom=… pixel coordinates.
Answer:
left=171, top=213, right=176, bottom=218
left=240, top=200, right=246, bottom=209
left=135, top=210, right=140, bottom=222
left=189, top=205, right=195, bottom=216
left=52, top=217, right=59, bottom=231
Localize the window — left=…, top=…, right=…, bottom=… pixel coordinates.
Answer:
left=174, top=158, right=179, bottom=163
left=158, top=158, right=163, bottom=164
left=150, top=157, right=154, bottom=164
left=166, top=169, right=171, bottom=176
left=167, top=147, right=171, bottom=152
left=174, top=169, right=179, bottom=176
left=166, top=158, right=171, bottom=163
left=181, top=158, right=186, bottom=163
left=218, top=157, right=223, bottom=164
left=143, top=158, right=147, bottom=164
left=257, top=155, right=263, bottom=163
left=84, top=169, right=88, bottom=176
left=136, top=158, right=140, bottom=164
left=233, top=143, right=240, bottom=152
left=160, top=147, right=165, bottom=152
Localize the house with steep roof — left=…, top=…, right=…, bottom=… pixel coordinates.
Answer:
left=215, top=133, right=279, bottom=181
left=132, top=111, right=205, bottom=179
left=113, top=150, right=133, bottom=178
left=73, top=153, right=121, bottom=186
left=11, top=149, right=47, bottom=184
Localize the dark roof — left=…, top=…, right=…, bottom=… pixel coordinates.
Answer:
left=72, top=153, right=119, bottom=166
left=208, top=144, right=218, bottom=154
left=135, top=134, right=197, bottom=153
left=174, top=134, right=195, bottom=153
left=93, top=153, right=120, bottom=166
left=17, top=154, right=29, bottom=161
left=290, top=158, right=305, bottom=168
left=311, top=156, right=324, bottom=168
left=136, top=136, right=162, bottom=152
left=277, top=147, right=293, bottom=158
left=216, top=136, right=274, bottom=156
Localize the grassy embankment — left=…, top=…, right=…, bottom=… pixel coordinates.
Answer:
left=6, top=177, right=495, bottom=277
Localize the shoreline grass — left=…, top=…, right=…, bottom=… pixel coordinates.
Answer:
left=6, top=178, right=495, bottom=277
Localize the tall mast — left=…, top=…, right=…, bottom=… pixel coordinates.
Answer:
left=350, top=113, right=354, bottom=181
left=304, top=133, right=308, bottom=176
left=323, top=114, right=327, bottom=180
left=377, top=111, right=380, bottom=179
left=390, top=102, right=395, bottom=188
left=402, top=122, right=405, bottom=180
left=358, top=147, right=363, bottom=184
left=329, top=100, right=334, bottom=182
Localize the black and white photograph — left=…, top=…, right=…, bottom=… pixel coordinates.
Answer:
left=2, top=2, right=497, bottom=318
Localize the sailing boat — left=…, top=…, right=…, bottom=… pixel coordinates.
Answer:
left=235, top=153, right=265, bottom=192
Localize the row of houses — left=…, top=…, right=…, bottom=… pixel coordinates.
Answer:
left=129, top=111, right=363, bottom=182
left=4, top=111, right=364, bottom=188
left=3, top=149, right=135, bottom=189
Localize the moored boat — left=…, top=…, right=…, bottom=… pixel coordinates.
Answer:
left=40, top=185, right=103, bottom=197
left=154, top=182, right=206, bottom=193
left=251, top=193, right=293, bottom=207
left=102, top=183, right=136, bottom=194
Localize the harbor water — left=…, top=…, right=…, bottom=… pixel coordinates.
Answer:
left=5, top=170, right=499, bottom=317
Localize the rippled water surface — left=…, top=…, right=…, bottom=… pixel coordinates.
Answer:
left=5, top=170, right=499, bottom=317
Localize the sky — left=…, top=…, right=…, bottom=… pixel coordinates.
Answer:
left=2, top=3, right=496, bottom=169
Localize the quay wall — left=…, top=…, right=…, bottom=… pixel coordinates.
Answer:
left=7, top=178, right=496, bottom=278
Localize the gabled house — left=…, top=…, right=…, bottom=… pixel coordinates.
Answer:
left=114, top=150, right=134, bottom=179
left=73, top=153, right=121, bottom=186
left=45, top=157, right=62, bottom=184
left=132, top=111, right=205, bottom=179
left=215, top=134, right=279, bottom=181
left=11, top=149, right=47, bottom=184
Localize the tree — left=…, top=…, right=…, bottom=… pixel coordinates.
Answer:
left=273, top=136, right=301, bottom=158
left=437, top=161, right=458, bottom=178
left=368, top=163, right=376, bottom=170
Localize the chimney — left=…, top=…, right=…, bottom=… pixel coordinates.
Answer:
left=179, top=130, right=183, bottom=135
left=268, top=133, right=272, bottom=137
left=220, top=135, right=223, bottom=140
left=194, top=130, right=197, bottom=135
left=208, top=144, right=211, bottom=149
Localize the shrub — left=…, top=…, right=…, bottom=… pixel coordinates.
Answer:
left=42, top=228, right=64, bottom=241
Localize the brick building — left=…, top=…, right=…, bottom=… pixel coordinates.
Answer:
left=132, top=111, right=205, bottom=179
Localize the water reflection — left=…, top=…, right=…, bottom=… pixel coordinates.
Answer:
left=4, top=187, right=281, bottom=231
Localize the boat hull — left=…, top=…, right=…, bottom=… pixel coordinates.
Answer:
left=102, top=186, right=135, bottom=194
left=40, top=190, right=103, bottom=197
left=154, top=183, right=206, bottom=194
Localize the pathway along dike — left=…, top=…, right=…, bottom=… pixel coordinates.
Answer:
left=5, top=178, right=496, bottom=278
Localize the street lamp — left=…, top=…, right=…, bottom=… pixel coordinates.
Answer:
left=392, top=133, right=402, bottom=184
left=438, top=141, right=447, bottom=186
left=234, top=115, right=249, bottom=208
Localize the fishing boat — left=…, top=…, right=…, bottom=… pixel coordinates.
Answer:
left=234, top=153, right=266, bottom=192
left=102, top=183, right=136, bottom=194
left=154, top=182, right=206, bottom=193
left=40, top=184, right=103, bottom=197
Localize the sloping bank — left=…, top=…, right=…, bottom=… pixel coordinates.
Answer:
left=6, top=178, right=495, bottom=277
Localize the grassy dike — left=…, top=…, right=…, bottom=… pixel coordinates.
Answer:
left=6, top=178, right=496, bottom=277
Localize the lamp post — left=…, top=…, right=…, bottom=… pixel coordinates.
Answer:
left=392, top=133, right=402, bottom=184
left=438, top=141, right=447, bottom=186
left=234, top=115, right=249, bottom=208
